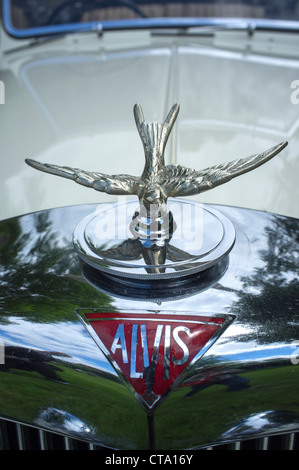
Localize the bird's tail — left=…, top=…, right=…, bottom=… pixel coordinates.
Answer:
left=134, top=103, right=179, bottom=157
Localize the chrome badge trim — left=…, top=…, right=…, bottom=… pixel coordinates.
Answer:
left=76, top=308, right=235, bottom=411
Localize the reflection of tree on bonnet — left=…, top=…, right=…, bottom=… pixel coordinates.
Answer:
left=0, top=211, right=113, bottom=323
left=183, top=368, right=250, bottom=398
left=226, top=215, right=299, bottom=344
left=0, top=346, right=68, bottom=382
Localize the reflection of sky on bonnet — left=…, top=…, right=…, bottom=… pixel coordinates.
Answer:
left=1, top=317, right=297, bottom=371
left=0, top=317, right=116, bottom=374
left=210, top=340, right=297, bottom=365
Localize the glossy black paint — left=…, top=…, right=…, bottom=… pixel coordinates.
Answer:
left=0, top=202, right=298, bottom=449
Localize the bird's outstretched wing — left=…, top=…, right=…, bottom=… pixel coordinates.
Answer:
left=161, top=141, right=287, bottom=197
left=25, top=159, right=141, bottom=195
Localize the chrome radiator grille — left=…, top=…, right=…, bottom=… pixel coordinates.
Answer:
left=0, top=418, right=104, bottom=450
left=1, top=418, right=299, bottom=450
left=204, top=432, right=299, bottom=450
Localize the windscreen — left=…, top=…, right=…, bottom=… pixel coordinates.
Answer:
left=4, top=0, right=299, bottom=35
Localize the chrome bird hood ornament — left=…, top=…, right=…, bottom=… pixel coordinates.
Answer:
left=26, top=103, right=287, bottom=209
left=25, top=104, right=288, bottom=281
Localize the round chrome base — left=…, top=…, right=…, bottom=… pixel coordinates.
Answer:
left=73, top=199, right=235, bottom=280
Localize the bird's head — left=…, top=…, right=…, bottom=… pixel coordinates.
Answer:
left=138, top=183, right=168, bottom=210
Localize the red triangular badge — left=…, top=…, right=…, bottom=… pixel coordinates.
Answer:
left=77, top=309, right=234, bottom=410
